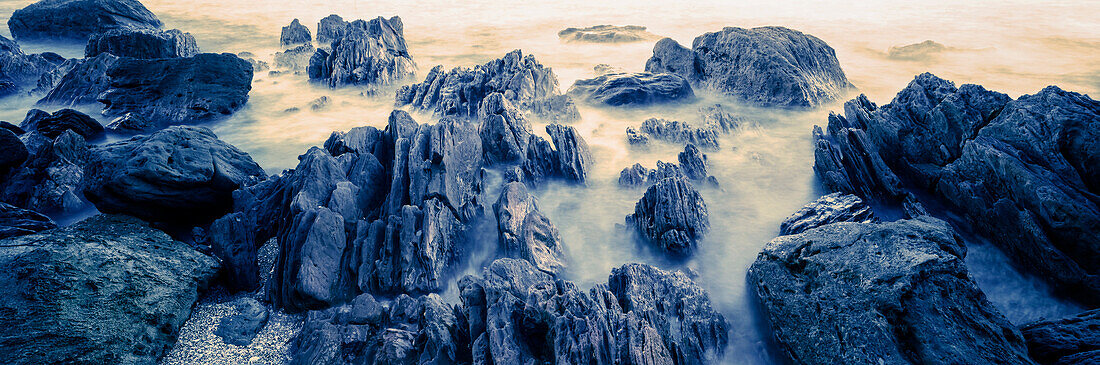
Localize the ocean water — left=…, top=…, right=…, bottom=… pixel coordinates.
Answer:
left=0, top=0, right=1095, bottom=363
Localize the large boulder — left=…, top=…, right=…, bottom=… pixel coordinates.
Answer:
left=7, top=0, right=163, bottom=41
left=19, top=108, right=103, bottom=139
left=85, top=28, right=199, bottom=59
left=493, top=182, right=565, bottom=274
left=646, top=26, right=853, bottom=107
left=0, top=128, right=28, bottom=172
left=37, top=53, right=118, bottom=106
left=83, top=126, right=265, bottom=224
left=636, top=117, right=719, bottom=150
left=626, top=177, right=709, bottom=256
left=281, top=18, right=312, bottom=46
left=1021, top=309, right=1100, bottom=365
left=0, top=35, right=68, bottom=96
left=478, top=92, right=531, bottom=165
left=748, top=216, right=1033, bottom=364
left=567, top=72, right=694, bottom=106
left=0, top=130, right=89, bottom=213
left=545, top=124, right=592, bottom=183
left=307, top=16, right=415, bottom=88
left=778, top=192, right=876, bottom=235
left=0, top=202, right=55, bottom=239
left=98, top=53, right=254, bottom=129
left=558, top=24, right=660, bottom=43
left=0, top=214, right=219, bottom=365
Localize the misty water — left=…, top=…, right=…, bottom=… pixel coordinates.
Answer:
left=2, top=0, right=1097, bottom=363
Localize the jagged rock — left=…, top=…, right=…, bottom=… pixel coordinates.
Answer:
left=888, top=40, right=950, bottom=61
left=30, top=58, right=79, bottom=95
left=239, top=55, right=268, bottom=73
left=593, top=63, right=623, bottom=75
left=0, top=35, right=67, bottom=96
left=618, top=144, right=717, bottom=188
left=637, top=117, right=719, bottom=150
left=527, top=94, right=581, bottom=123
left=625, top=127, right=649, bottom=146
left=779, top=192, right=876, bottom=235
left=478, top=92, right=531, bottom=165
left=678, top=143, right=708, bottom=180
left=99, top=53, right=254, bottom=128
left=698, top=103, right=743, bottom=133
left=646, top=27, right=853, bottom=107
left=216, top=297, right=270, bottom=346
left=274, top=44, right=315, bottom=71
left=207, top=212, right=259, bottom=291
left=0, top=130, right=88, bottom=213
left=558, top=25, right=660, bottom=43
left=493, top=182, right=565, bottom=274
left=0, top=129, right=28, bottom=172
left=0, top=202, right=55, bottom=239
left=619, top=163, right=650, bottom=187
left=316, top=14, right=348, bottom=45
left=568, top=72, right=694, bottom=106
left=7, top=0, right=162, bottom=41
left=0, top=214, right=219, bottom=365
left=308, top=16, right=415, bottom=88
left=83, top=126, right=265, bottom=224
left=1021, top=308, right=1100, bottom=365
left=85, top=28, right=198, bottom=59
left=37, top=53, right=117, bottom=106
left=309, top=96, right=330, bottom=111
left=104, top=112, right=155, bottom=133
left=626, top=177, right=708, bottom=256
left=396, top=50, right=579, bottom=122
left=281, top=19, right=312, bottom=46
left=19, top=108, right=103, bottom=139
left=545, top=124, right=592, bottom=183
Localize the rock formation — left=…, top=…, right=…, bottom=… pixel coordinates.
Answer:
left=85, top=28, right=199, bottom=59
left=567, top=72, right=694, bottom=106
left=626, top=177, right=709, bottom=256
left=281, top=18, right=312, bottom=46
left=7, top=0, right=163, bottom=41
left=307, top=16, right=415, bottom=88
left=558, top=25, right=661, bottom=43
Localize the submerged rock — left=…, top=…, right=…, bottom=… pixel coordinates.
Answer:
left=308, top=16, right=415, bottom=88
left=567, top=72, right=694, bottom=106
left=749, top=216, right=1033, bottom=364
left=274, top=43, right=315, bottom=71
left=637, top=117, right=719, bottom=150
left=0, top=202, right=55, bottom=239
left=558, top=24, right=660, bottom=43
left=493, top=182, right=565, bottom=274
left=281, top=18, right=312, bottom=46
left=7, top=0, right=163, bottom=41
left=1021, top=308, right=1100, bottom=365
left=626, top=177, right=709, bottom=256
left=0, top=35, right=68, bottom=96
left=19, top=108, right=103, bottom=139
left=779, top=192, right=876, bottom=235
left=0, top=214, right=219, bottom=365
left=85, top=28, right=199, bottom=59
left=646, top=26, right=853, bottom=107
left=83, top=126, right=265, bottom=224
left=888, top=40, right=950, bottom=61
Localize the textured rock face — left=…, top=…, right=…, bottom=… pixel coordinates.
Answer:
left=749, top=217, right=1034, bottom=365
left=646, top=26, right=853, bottom=107
left=478, top=92, right=531, bottom=165
left=544, top=124, right=593, bottom=183
left=85, top=28, right=199, bottom=59
left=1021, top=309, right=1100, bottom=365
left=0, top=214, right=219, bottom=365
left=19, top=108, right=103, bottom=139
left=216, top=297, right=270, bottom=346
left=814, top=73, right=1100, bottom=304
left=0, top=202, right=55, bottom=239
left=0, top=130, right=89, bottom=213
left=7, top=0, right=163, bottom=41
left=99, top=53, right=253, bottom=128
left=316, top=14, right=348, bottom=45
left=83, top=126, right=265, bottom=224
left=558, top=24, right=660, bottom=43
left=618, top=144, right=718, bottom=187
left=308, top=16, right=415, bottom=88
left=396, top=49, right=580, bottom=122
left=281, top=18, right=312, bottom=46
left=0, top=35, right=68, bottom=97
left=274, top=43, right=314, bottom=71
left=0, top=129, right=28, bottom=173
left=567, top=72, right=694, bottom=106
left=37, top=53, right=118, bottom=106
left=493, top=182, right=565, bottom=274
left=779, top=192, right=876, bottom=235
left=638, top=117, right=720, bottom=150
left=626, top=177, right=709, bottom=256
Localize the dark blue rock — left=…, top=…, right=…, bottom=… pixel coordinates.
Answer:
left=281, top=18, right=311, bottom=46
left=778, top=192, right=876, bottom=235
left=0, top=129, right=28, bottom=172
left=0, top=201, right=55, bottom=239
left=7, top=0, right=163, bottom=41
left=85, top=28, right=199, bottom=59
left=0, top=130, right=89, bottom=213
left=1021, top=308, right=1100, bottom=365
left=37, top=53, right=118, bottom=106
left=215, top=297, right=269, bottom=346
left=567, top=72, right=694, bottom=106
left=308, top=16, right=415, bottom=88
left=19, top=108, right=103, bottom=139
left=626, top=177, right=709, bottom=256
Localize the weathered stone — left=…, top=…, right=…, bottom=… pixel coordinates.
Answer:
left=19, top=108, right=103, bottom=139
left=568, top=72, right=694, bottom=106
left=7, top=0, right=162, bottom=41
left=37, top=53, right=118, bottom=106
left=0, top=202, right=55, bottom=239
left=281, top=18, right=312, bottom=46
left=215, top=297, right=269, bottom=346
left=558, top=25, right=660, bottom=43
left=638, top=117, right=719, bottom=150
left=778, top=192, right=876, bottom=235
left=85, top=28, right=198, bottom=59
left=493, top=182, right=565, bottom=274
left=478, top=92, right=531, bottom=165
left=1021, top=308, right=1100, bottom=365
left=308, top=16, right=415, bottom=88
left=626, top=177, right=709, bottom=256
left=0, top=130, right=88, bottom=213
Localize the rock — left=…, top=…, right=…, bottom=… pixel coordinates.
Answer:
left=567, top=72, right=694, bottom=106
left=85, top=28, right=198, bottom=59
left=626, top=177, right=709, bottom=256
left=308, top=96, right=330, bottom=111
left=216, top=297, right=270, bottom=346
left=1021, top=308, right=1100, bottom=365
left=0, top=121, right=23, bottom=135
left=779, top=192, right=876, bottom=236
left=83, top=126, right=265, bottom=224
left=239, top=55, right=268, bottom=73
left=593, top=63, right=623, bottom=75
left=99, top=53, right=254, bottom=128
left=104, top=112, right=155, bottom=133
left=888, top=40, right=950, bottom=61
left=0, top=130, right=89, bottom=213
left=638, top=117, right=719, bottom=150
left=281, top=18, right=312, bottom=46
left=478, top=92, right=531, bottom=165
left=207, top=212, right=259, bottom=291
left=545, top=124, right=592, bottom=183
left=678, top=143, right=709, bottom=180
left=618, top=144, right=717, bottom=188
left=30, top=58, right=80, bottom=95
left=619, top=163, right=650, bottom=187
left=308, top=16, right=415, bottom=88
left=749, top=216, right=1033, bottom=364
left=19, top=108, right=103, bottom=139
left=7, top=0, right=163, bottom=41
left=625, top=126, right=649, bottom=146
left=0, top=128, right=28, bottom=172
left=0, top=202, right=55, bottom=239
left=274, top=43, right=315, bottom=71
left=493, top=182, right=565, bottom=274
left=396, top=50, right=578, bottom=122
left=558, top=25, right=660, bottom=43
left=316, top=14, right=348, bottom=45
left=37, top=53, right=118, bottom=106
left=698, top=103, right=743, bottom=133
left=646, top=27, right=853, bottom=107
left=0, top=214, right=219, bottom=365
left=0, top=35, right=68, bottom=96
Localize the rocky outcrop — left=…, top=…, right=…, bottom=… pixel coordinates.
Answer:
left=216, top=297, right=270, bottom=346
left=544, top=124, right=592, bottom=183
left=778, top=192, right=876, bottom=235
left=85, top=28, right=199, bottom=59
left=0, top=130, right=89, bottom=213
left=37, top=53, right=118, bottom=106
left=635, top=117, right=719, bottom=150
left=396, top=49, right=580, bottom=123
left=7, top=0, right=163, bottom=41
left=1021, top=309, right=1100, bottom=365
left=104, top=112, right=155, bottom=133
left=618, top=144, right=718, bottom=187
left=646, top=26, right=853, bottom=107
left=478, top=92, right=531, bottom=165
left=558, top=24, right=660, bottom=43
left=813, top=73, right=1100, bottom=304
left=316, top=14, right=348, bottom=45
left=281, top=19, right=312, bottom=46
left=749, top=216, right=1034, bottom=364
left=0, top=35, right=68, bottom=97
left=567, top=72, right=694, bottom=106
left=274, top=44, right=314, bottom=71
left=493, top=182, right=565, bottom=274
left=307, top=16, right=415, bottom=88
left=626, top=177, right=709, bottom=256
left=0, top=214, right=219, bottom=365
left=99, top=53, right=254, bottom=129
left=19, top=108, right=103, bottom=139
left=83, top=126, right=265, bottom=224
left=0, top=202, right=55, bottom=239
left=888, top=40, right=950, bottom=61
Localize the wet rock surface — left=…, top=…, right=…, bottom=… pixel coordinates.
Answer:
left=0, top=201, right=55, bottom=239
left=750, top=216, right=1034, bottom=364
left=0, top=214, right=219, bottom=365
left=85, top=28, right=199, bottom=59
left=37, top=53, right=118, bottom=106
left=0, top=34, right=68, bottom=97
left=568, top=71, right=694, bottom=106
left=618, top=144, right=718, bottom=188
left=281, top=18, right=312, bottom=46
left=7, top=0, right=163, bottom=41
left=0, top=129, right=89, bottom=213
left=626, top=177, right=709, bottom=256
left=308, top=16, right=415, bottom=88
left=778, top=192, right=876, bottom=235
left=493, top=182, right=565, bottom=274
left=19, top=107, right=103, bottom=139
left=1021, top=308, right=1100, bottom=365
left=558, top=24, right=661, bottom=43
